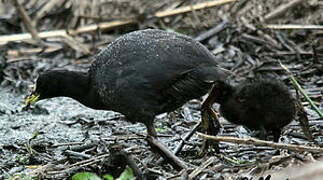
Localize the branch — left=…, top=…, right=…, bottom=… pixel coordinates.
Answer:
left=155, top=0, right=237, bottom=17
left=11, top=0, right=42, bottom=43
left=188, top=157, right=215, bottom=179
left=263, top=0, right=306, bottom=22
left=264, top=24, right=323, bottom=30
left=0, top=0, right=237, bottom=44
left=197, top=133, right=323, bottom=153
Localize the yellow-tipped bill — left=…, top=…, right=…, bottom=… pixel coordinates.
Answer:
left=24, top=93, right=40, bottom=106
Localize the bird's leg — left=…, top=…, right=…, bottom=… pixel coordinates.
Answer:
left=146, top=122, right=157, bottom=137
left=199, top=107, right=220, bottom=154
left=258, top=126, right=268, bottom=141
left=144, top=120, right=187, bottom=170
left=200, top=85, right=221, bottom=154
left=272, top=129, right=282, bottom=142
left=206, top=107, right=220, bottom=137
left=146, top=136, right=187, bottom=170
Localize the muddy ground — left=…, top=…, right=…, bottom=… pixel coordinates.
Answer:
left=0, top=0, right=323, bottom=179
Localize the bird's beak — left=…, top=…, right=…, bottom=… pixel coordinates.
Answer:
left=25, top=93, right=40, bottom=106
left=24, top=84, right=40, bottom=107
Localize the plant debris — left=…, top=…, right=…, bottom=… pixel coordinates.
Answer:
left=0, top=0, right=323, bottom=179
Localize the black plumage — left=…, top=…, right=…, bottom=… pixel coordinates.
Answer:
left=26, top=29, right=229, bottom=138
left=216, top=78, right=296, bottom=142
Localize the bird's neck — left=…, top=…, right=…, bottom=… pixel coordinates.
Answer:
left=57, top=71, right=103, bottom=109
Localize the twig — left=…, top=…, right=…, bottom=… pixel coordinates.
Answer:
left=264, top=52, right=315, bottom=57
left=7, top=46, right=62, bottom=57
left=240, top=17, right=280, bottom=48
left=263, top=0, right=306, bottom=22
left=275, top=32, right=296, bottom=53
left=197, top=133, right=323, bottom=153
left=28, top=164, right=55, bottom=177
left=275, top=32, right=302, bottom=60
left=154, top=0, right=237, bottom=17
left=45, top=154, right=110, bottom=175
left=188, top=157, right=215, bottom=179
left=157, top=111, right=200, bottom=165
left=6, top=57, right=39, bottom=63
left=296, top=99, right=314, bottom=142
left=34, top=0, right=63, bottom=22
left=61, top=35, right=90, bottom=55
left=194, top=19, right=229, bottom=42
left=264, top=24, right=323, bottom=30
left=174, top=121, right=201, bottom=155
left=241, top=33, right=271, bottom=45
left=0, top=21, right=133, bottom=44
left=52, top=141, right=84, bottom=147
left=0, top=0, right=237, bottom=44
left=147, top=136, right=187, bottom=170
left=11, top=0, right=42, bottom=43
left=64, top=150, right=92, bottom=159
left=280, top=62, right=323, bottom=118
left=146, top=168, right=175, bottom=178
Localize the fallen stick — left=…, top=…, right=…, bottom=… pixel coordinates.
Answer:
left=0, top=0, right=237, bottom=44
left=197, top=133, right=323, bottom=153
left=264, top=24, right=323, bottom=30
left=156, top=109, right=200, bottom=165
left=194, top=20, right=229, bottom=42
left=11, top=0, right=42, bottom=43
left=263, top=0, right=306, bottom=22
left=34, top=0, right=63, bottom=22
left=147, top=136, right=187, bottom=170
left=7, top=46, right=62, bottom=57
left=174, top=121, right=201, bottom=155
left=61, top=35, right=90, bottom=55
left=0, top=21, right=132, bottom=44
left=188, top=157, right=215, bottom=179
left=46, top=154, right=110, bottom=175
left=155, top=0, right=237, bottom=17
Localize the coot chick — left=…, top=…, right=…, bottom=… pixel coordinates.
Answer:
left=25, top=29, right=229, bottom=138
left=216, top=79, right=296, bottom=142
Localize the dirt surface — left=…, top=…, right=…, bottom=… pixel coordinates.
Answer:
left=0, top=0, right=323, bottom=179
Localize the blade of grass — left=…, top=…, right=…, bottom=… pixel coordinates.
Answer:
left=280, top=61, right=323, bottom=118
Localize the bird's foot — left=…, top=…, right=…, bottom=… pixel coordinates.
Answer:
left=198, top=107, right=220, bottom=156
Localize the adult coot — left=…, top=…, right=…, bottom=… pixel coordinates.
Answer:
left=216, top=78, right=296, bottom=142
left=25, top=29, right=229, bottom=141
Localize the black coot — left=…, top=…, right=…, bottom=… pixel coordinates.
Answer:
left=25, top=29, right=229, bottom=138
